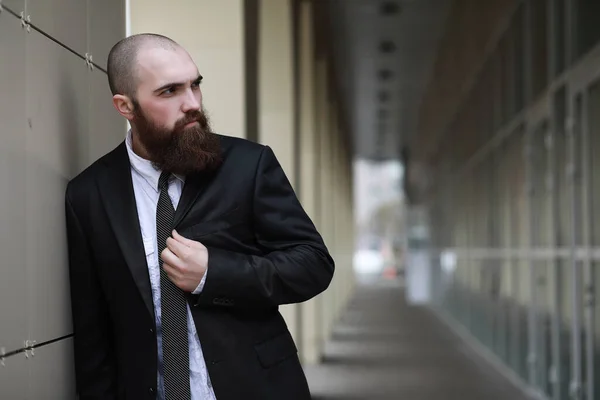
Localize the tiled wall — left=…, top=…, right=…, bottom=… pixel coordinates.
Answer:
left=0, top=1, right=126, bottom=397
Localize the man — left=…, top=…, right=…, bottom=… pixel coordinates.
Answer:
left=65, top=33, right=334, bottom=400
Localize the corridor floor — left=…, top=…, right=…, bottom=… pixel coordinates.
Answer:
left=304, top=280, right=531, bottom=400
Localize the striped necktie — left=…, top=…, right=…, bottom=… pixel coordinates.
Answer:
left=157, top=171, right=191, bottom=399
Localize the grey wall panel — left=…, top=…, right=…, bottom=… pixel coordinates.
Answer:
left=0, top=12, right=28, bottom=354
left=89, top=67, right=127, bottom=162
left=25, top=0, right=87, bottom=57
left=27, top=338, right=76, bottom=399
left=25, top=29, right=89, bottom=343
left=3, top=0, right=25, bottom=12
left=89, top=0, right=125, bottom=71
left=0, top=352, right=28, bottom=400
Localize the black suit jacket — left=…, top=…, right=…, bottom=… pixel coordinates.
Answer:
left=65, top=134, right=334, bottom=400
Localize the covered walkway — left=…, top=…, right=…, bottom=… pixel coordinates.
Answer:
left=306, top=280, right=531, bottom=400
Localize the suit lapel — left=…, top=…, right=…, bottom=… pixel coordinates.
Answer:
left=97, top=142, right=155, bottom=318
left=173, top=171, right=214, bottom=228
left=174, top=135, right=228, bottom=227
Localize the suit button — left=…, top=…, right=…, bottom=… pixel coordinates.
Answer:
left=149, top=328, right=154, bottom=333
left=149, top=387, right=154, bottom=394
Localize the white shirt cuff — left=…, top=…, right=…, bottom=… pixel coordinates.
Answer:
left=192, top=272, right=207, bottom=295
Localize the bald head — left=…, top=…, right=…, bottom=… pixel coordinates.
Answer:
left=107, top=33, right=180, bottom=99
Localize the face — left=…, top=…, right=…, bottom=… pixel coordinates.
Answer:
left=125, top=46, right=221, bottom=175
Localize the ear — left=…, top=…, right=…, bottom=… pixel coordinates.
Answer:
left=112, top=95, right=135, bottom=120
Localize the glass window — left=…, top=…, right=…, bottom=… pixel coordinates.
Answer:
left=588, top=82, right=600, bottom=398
left=493, top=50, right=504, bottom=131
left=573, top=94, right=583, bottom=247
left=552, top=0, right=566, bottom=75
left=513, top=4, right=525, bottom=114
left=502, top=34, right=514, bottom=125
left=531, top=120, right=550, bottom=247
left=531, top=0, right=549, bottom=99
left=588, top=80, right=600, bottom=246
left=574, top=0, right=600, bottom=60
left=506, top=128, right=528, bottom=380
left=534, top=260, right=552, bottom=396
left=554, top=86, right=569, bottom=247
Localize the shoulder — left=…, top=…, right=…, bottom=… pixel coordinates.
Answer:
left=216, top=133, right=275, bottom=164
left=66, top=141, right=126, bottom=202
left=217, top=134, right=265, bottom=154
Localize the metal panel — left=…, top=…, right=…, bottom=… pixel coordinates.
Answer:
left=27, top=338, right=76, bottom=399
left=88, top=0, right=125, bottom=71
left=25, top=29, right=89, bottom=342
left=89, top=67, right=127, bottom=162
left=25, top=0, right=87, bottom=57
left=0, top=352, right=28, bottom=400
left=0, top=10, right=28, bottom=354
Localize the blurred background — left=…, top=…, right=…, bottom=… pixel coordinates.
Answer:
left=2, top=0, right=600, bottom=399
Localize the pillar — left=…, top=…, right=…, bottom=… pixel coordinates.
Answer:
left=128, top=0, right=247, bottom=138
left=297, top=0, right=321, bottom=365
left=256, top=0, right=299, bottom=341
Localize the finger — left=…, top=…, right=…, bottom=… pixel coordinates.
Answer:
left=162, top=262, right=179, bottom=282
left=166, top=236, right=189, bottom=259
left=161, top=248, right=184, bottom=270
left=172, top=229, right=203, bottom=249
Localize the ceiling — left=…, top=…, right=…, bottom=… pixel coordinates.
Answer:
left=325, top=0, right=452, bottom=161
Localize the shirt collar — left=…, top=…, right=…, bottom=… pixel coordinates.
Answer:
left=125, top=130, right=185, bottom=192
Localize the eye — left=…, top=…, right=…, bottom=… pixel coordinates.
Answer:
left=191, top=80, right=202, bottom=89
left=161, top=86, right=177, bottom=96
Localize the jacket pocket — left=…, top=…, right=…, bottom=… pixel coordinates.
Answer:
left=254, top=331, right=298, bottom=369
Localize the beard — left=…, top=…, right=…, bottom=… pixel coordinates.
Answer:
left=132, top=103, right=222, bottom=176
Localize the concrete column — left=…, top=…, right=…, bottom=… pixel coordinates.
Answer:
left=313, top=56, right=327, bottom=342
left=297, top=0, right=322, bottom=365
left=330, top=103, right=341, bottom=321
left=344, top=139, right=356, bottom=304
left=256, top=0, right=299, bottom=341
left=335, top=131, right=344, bottom=315
left=329, top=103, right=355, bottom=324
left=258, top=0, right=294, bottom=171
left=129, top=0, right=247, bottom=138
left=337, top=131, right=347, bottom=310
left=320, top=74, right=335, bottom=340
left=344, top=131, right=355, bottom=304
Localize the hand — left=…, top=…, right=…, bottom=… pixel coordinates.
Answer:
left=160, top=229, right=208, bottom=292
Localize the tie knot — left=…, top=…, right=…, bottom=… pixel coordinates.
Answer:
left=158, top=171, right=171, bottom=191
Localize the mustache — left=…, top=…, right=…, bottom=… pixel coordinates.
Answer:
left=174, top=111, right=208, bottom=132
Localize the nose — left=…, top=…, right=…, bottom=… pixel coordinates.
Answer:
left=181, top=88, right=201, bottom=113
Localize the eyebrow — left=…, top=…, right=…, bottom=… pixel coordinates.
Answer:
left=153, top=74, right=203, bottom=94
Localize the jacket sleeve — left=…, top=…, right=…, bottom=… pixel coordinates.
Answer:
left=195, top=145, right=334, bottom=309
left=66, top=188, right=117, bottom=399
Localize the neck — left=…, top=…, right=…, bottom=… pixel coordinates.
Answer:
left=131, top=128, right=153, bottom=161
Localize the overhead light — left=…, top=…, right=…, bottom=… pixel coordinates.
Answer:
left=380, top=2, right=401, bottom=15
left=378, top=91, right=390, bottom=102
left=379, top=40, right=396, bottom=53
left=378, top=69, right=394, bottom=81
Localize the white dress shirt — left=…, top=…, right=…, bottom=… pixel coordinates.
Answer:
left=125, top=131, right=216, bottom=400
